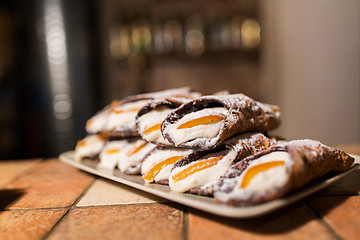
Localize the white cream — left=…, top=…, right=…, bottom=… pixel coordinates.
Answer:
left=169, top=149, right=238, bottom=192
left=106, top=100, right=149, bottom=131
left=141, top=148, right=194, bottom=183
left=74, top=135, right=105, bottom=162
left=137, top=106, right=173, bottom=144
left=117, top=140, right=156, bottom=173
left=163, top=107, right=227, bottom=146
left=215, top=151, right=291, bottom=202
left=86, top=110, right=111, bottom=134
left=97, top=140, right=127, bottom=170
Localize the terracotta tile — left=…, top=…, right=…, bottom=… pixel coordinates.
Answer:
left=306, top=196, right=360, bottom=240
left=188, top=201, right=337, bottom=240
left=77, top=179, right=168, bottom=207
left=0, top=209, right=67, bottom=240
left=48, top=204, right=183, bottom=240
left=315, top=169, right=360, bottom=195
left=3, top=175, right=94, bottom=209
left=25, top=158, right=90, bottom=179
left=0, top=159, right=41, bottom=188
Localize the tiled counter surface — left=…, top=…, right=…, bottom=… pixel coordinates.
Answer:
left=0, top=145, right=359, bottom=240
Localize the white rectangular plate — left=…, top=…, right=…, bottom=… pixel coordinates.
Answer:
left=59, top=151, right=359, bottom=218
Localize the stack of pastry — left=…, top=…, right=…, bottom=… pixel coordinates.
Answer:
left=74, top=88, right=354, bottom=206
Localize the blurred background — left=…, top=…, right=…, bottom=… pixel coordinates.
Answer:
left=0, top=0, right=359, bottom=159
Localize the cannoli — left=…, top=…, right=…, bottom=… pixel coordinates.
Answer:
left=86, top=87, right=199, bottom=138
left=136, top=97, right=194, bottom=145
left=117, top=138, right=156, bottom=175
left=213, top=139, right=355, bottom=206
left=86, top=101, right=119, bottom=135
left=97, top=140, right=128, bottom=170
left=74, top=134, right=106, bottom=162
left=161, top=94, right=280, bottom=150
left=141, top=146, right=195, bottom=185
left=105, top=99, right=151, bottom=137
left=168, top=133, right=274, bottom=195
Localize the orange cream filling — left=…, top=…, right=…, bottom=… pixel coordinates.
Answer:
left=114, top=107, right=141, bottom=114
left=172, top=156, right=223, bottom=183
left=142, top=155, right=184, bottom=182
left=105, top=148, right=120, bottom=154
left=240, top=161, right=285, bottom=188
left=143, top=123, right=161, bottom=135
left=126, top=141, right=147, bottom=156
left=177, top=115, right=225, bottom=129
left=86, top=120, right=93, bottom=128
left=76, top=135, right=103, bottom=148
left=77, top=140, right=86, bottom=147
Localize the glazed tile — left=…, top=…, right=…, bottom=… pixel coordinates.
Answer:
left=48, top=204, right=183, bottom=240
left=77, top=179, right=167, bottom=207
left=306, top=195, right=360, bottom=240
left=0, top=159, right=41, bottom=188
left=188, top=201, right=337, bottom=240
left=0, top=209, right=67, bottom=240
left=3, top=175, right=94, bottom=209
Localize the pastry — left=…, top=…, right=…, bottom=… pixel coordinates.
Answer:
left=213, top=139, right=355, bottom=206
left=141, top=146, right=195, bottom=184
left=74, top=134, right=106, bottom=162
left=168, top=133, right=274, bottom=195
left=86, top=101, right=119, bottom=135
left=117, top=138, right=157, bottom=175
left=97, top=140, right=128, bottom=170
left=136, top=97, right=194, bottom=145
left=86, top=87, right=199, bottom=138
left=161, top=93, right=280, bottom=150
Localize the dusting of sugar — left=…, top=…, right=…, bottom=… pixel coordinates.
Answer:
left=286, top=139, right=322, bottom=149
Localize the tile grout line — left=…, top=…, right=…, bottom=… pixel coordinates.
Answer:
left=75, top=201, right=171, bottom=209
left=303, top=200, right=343, bottom=240
left=41, top=208, right=70, bottom=240
left=69, top=176, right=98, bottom=208
left=1, top=206, right=70, bottom=212
left=183, top=206, right=189, bottom=240
left=1, top=201, right=168, bottom=212
left=41, top=176, right=98, bottom=240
